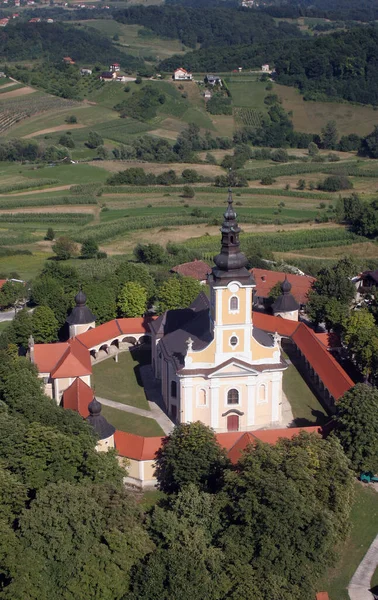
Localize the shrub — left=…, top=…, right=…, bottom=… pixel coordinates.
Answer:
left=65, top=115, right=77, bottom=124
left=260, top=175, right=275, bottom=185
left=45, top=227, right=55, bottom=241
left=318, top=175, right=353, bottom=192
left=182, top=186, right=195, bottom=198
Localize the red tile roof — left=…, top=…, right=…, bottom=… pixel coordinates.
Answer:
left=51, top=338, right=92, bottom=378
left=114, top=430, right=164, bottom=461
left=76, top=317, right=153, bottom=349
left=252, top=268, right=315, bottom=304
left=0, top=279, right=6, bottom=289
left=292, top=323, right=353, bottom=400
left=114, top=426, right=320, bottom=462
left=34, top=342, right=69, bottom=374
left=253, top=311, right=298, bottom=337
left=62, top=377, right=93, bottom=417
left=227, top=426, right=320, bottom=464
left=171, top=260, right=211, bottom=282
left=316, top=594, right=329, bottom=600
left=315, top=332, right=341, bottom=349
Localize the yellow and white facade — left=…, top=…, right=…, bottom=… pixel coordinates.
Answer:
left=151, top=191, right=286, bottom=433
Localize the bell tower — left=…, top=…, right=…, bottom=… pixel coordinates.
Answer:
left=208, top=190, right=256, bottom=364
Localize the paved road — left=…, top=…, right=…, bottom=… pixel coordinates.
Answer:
left=348, top=531, right=378, bottom=600
left=0, top=309, right=15, bottom=322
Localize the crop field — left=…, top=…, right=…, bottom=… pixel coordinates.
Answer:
left=73, top=21, right=186, bottom=60
left=226, top=76, right=268, bottom=111
left=234, top=107, right=263, bottom=129
left=277, top=84, right=378, bottom=135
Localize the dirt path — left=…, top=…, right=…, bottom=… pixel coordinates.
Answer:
left=0, top=86, right=35, bottom=99
left=0, top=81, right=18, bottom=90
left=23, top=124, right=86, bottom=139
left=0, top=185, right=72, bottom=197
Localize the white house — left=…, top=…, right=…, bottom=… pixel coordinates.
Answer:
left=80, top=68, right=92, bottom=76
left=174, top=68, right=192, bottom=81
left=262, top=64, right=271, bottom=73
left=110, top=63, right=120, bottom=72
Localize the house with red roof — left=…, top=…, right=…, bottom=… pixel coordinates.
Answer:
left=170, top=259, right=211, bottom=284
left=173, top=67, right=192, bottom=81
left=252, top=268, right=315, bottom=307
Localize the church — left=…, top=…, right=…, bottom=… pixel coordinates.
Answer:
left=150, top=191, right=287, bottom=433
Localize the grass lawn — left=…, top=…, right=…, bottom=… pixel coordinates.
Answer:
left=282, top=360, right=328, bottom=425
left=24, top=163, right=109, bottom=185
left=0, top=252, right=53, bottom=280
left=93, top=347, right=150, bottom=410
left=101, top=404, right=164, bottom=437
left=318, top=483, right=378, bottom=599
left=138, top=490, right=166, bottom=510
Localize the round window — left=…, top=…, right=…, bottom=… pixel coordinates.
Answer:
left=230, top=336, right=238, bottom=347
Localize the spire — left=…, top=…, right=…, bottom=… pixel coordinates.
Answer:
left=211, top=189, right=254, bottom=285
left=281, top=275, right=292, bottom=294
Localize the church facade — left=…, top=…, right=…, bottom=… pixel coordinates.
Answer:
left=150, top=191, right=287, bottom=433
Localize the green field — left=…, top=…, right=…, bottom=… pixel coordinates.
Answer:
left=93, top=349, right=150, bottom=410
left=282, top=359, right=328, bottom=425
left=101, top=404, right=164, bottom=437
left=318, top=483, right=378, bottom=600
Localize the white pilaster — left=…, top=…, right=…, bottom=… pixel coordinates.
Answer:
left=271, top=374, right=281, bottom=422
left=182, top=378, right=193, bottom=423
left=210, top=378, right=220, bottom=430
left=216, top=288, right=223, bottom=325
left=247, top=378, right=256, bottom=427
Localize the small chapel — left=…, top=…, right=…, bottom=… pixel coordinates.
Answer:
left=150, top=190, right=287, bottom=433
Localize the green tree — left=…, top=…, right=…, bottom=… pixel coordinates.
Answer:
left=96, top=145, right=108, bottom=160
left=117, top=282, right=147, bottom=317
left=13, top=482, right=153, bottom=600
left=359, top=125, right=378, bottom=158
left=45, top=227, right=55, bottom=241
left=31, top=275, right=69, bottom=326
left=65, top=115, right=77, bottom=124
left=0, top=281, right=26, bottom=310
left=129, top=485, right=227, bottom=600
left=52, top=236, right=78, bottom=260
left=343, top=309, right=378, bottom=380
left=31, top=306, right=59, bottom=343
left=267, top=281, right=283, bottom=304
left=221, top=432, right=354, bottom=600
left=297, top=178, right=306, bottom=190
left=80, top=238, right=99, bottom=259
left=182, top=185, right=195, bottom=198
left=334, top=383, right=378, bottom=473
left=83, top=282, right=116, bottom=325
left=58, top=134, right=75, bottom=149
left=157, top=275, right=202, bottom=312
left=9, top=308, right=33, bottom=348
left=321, top=120, right=338, bottom=150
left=134, top=243, right=166, bottom=265
left=86, top=131, right=103, bottom=149
left=115, top=261, right=155, bottom=298
left=155, top=421, right=230, bottom=493
left=308, top=141, right=319, bottom=157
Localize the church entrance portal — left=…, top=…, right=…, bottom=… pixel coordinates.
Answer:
left=227, top=414, right=239, bottom=431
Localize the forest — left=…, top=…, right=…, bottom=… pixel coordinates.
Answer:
left=0, top=22, right=140, bottom=67
left=160, top=25, right=378, bottom=105
left=113, top=5, right=301, bottom=49
left=262, top=0, right=378, bottom=22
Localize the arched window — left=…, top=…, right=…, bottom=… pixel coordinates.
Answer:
left=198, top=389, right=206, bottom=406
left=227, top=389, right=239, bottom=405
left=230, top=336, right=238, bottom=347
left=230, top=296, right=239, bottom=311
left=171, top=381, right=177, bottom=398
left=258, top=384, right=266, bottom=404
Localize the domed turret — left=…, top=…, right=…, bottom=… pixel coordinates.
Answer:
left=272, top=275, right=299, bottom=321
left=66, top=288, right=96, bottom=338
left=86, top=396, right=115, bottom=442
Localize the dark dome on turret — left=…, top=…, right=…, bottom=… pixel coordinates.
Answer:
left=281, top=277, right=292, bottom=294
left=210, top=189, right=255, bottom=286
left=273, top=276, right=299, bottom=313
left=86, top=397, right=115, bottom=440
left=75, top=289, right=87, bottom=306
left=66, top=288, right=96, bottom=326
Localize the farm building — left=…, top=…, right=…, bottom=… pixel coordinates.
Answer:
left=251, top=268, right=315, bottom=308
left=173, top=68, right=192, bottom=81
left=62, top=56, right=75, bottom=65
left=262, top=63, right=271, bottom=72
left=110, top=63, right=121, bottom=72
left=100, top=71, right=117, bottom=81
left=205, top=74, right=222, bottom=86
left=170, top=259, right=211, bottom=284
left=80, top=68, right=92, bottom=76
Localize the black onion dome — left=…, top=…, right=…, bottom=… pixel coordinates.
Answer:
left=66, top=289, right=96, bottom=326
left=88, top=396, right=102, bottom=415
left=86, top=397, right=115, bottom=440
left=211, top=190, right=255, bottom=286
left=281, top=276, right=292, bottom=294
left=75, top=289, right=87, bottom=306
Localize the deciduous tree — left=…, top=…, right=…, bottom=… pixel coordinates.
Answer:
left=31, top=305, right=59, bottom=343
left=117, top=282, right=147, bottom=317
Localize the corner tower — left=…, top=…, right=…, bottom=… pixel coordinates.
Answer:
left=208, top=189, right=256, bottom=363
left=66, top=290, right=96, bottom=338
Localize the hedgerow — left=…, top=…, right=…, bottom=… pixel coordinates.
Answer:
left=241, top=161, right=358, bottom=181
